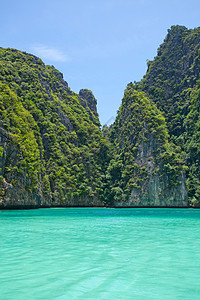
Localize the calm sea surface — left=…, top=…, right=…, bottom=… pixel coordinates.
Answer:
left=0, top=208, right=200, bottom=299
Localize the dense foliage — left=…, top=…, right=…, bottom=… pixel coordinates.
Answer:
left=135, top=25, right=200, bottom=205
left=0, top=47, right=109, bottom=205
left=104, top=84, right=185, bottom=205
left=1, top=24, right=199, bottom=208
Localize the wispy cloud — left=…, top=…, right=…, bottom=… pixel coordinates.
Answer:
left=31, top=45, right=69, bottom=62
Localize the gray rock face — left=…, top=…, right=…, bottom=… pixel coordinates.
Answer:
left=0, top=127, right=104, bottom=209
left=0, top=127, right=50, bottom=209
left=79, top=89, right=97, bottom=113
left=116, top=172, right=188, bottom=207
left=114, top=133, right=188, bottom=207
left=79, top=89, right=100, bottom=126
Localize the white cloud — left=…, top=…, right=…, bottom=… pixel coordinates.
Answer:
left=31, top=45, right=69, bottom=62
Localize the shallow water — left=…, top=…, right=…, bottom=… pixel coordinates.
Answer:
left=0, top=208, right=200, bottom=299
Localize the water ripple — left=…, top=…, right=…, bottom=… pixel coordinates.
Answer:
left=0, top=208, right=200, bottom=299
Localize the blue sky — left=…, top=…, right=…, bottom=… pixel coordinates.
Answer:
left=1, top=0, right=200, bottom=125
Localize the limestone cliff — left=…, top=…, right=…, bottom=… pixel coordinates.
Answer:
left=0, top=127, right=50, bottom=208
left=0, top=44, right=190, bottom=209
left=106, top=84, right=188, bottom=207
left=115, top=133, right=188, bottom=207
left=79, top=89, right=100, bottom=126
left=0, top=48, right=107, bottom=208
left=136, top=25, right=200, bottom=205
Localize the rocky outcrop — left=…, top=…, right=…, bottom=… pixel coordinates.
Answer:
left=0, top=48, right=109, bottom=209
left=114, top=133, right=188, bottom=207
left=108, top=87, right=188, bottom=207
left=0, top=127, right=50, bottom=209
left=0, top=125, right=104, bottom=209
left=0, top=44, right=191, bottom=209
left=79, top=89, right=100, bottom=126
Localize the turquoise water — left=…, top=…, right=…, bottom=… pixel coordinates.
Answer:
left=0, top=208, right=200, bottom=299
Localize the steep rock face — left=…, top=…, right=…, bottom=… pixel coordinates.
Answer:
left=106, top=85, right=188, bottom=207
left=79, top=89, right=100, bottom=126
left=0, top=42, right=191, bottom=208
left=136, top=25, right=200, bottom=205
left=0, top=48, right=108, bottom=208
left=115, top=133, right=187, bottom=207
left=0, top=127, right=50, bottom=208
left=141, top=26, right=200, bottom=135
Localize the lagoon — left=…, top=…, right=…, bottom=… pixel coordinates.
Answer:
left=0, top=208, right=200, bottom=299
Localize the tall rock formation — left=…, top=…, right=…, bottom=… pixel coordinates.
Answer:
left=105, top=84, right=188, bottom=207
left=136, top=25, right=200, bottom=205
left=0, top=47, right=108, bottom=208
left=78, top=89, right=100, bottom=126
left=2, top=27, right=199, bottom=209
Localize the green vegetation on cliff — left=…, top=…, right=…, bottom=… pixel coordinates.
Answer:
left=2, top=24, right=200, bottom=208
left=0, top=47, right=109, bottom=207
left=104, top=84, right=187, bottom=207
left=134, top=25, right=200, bottom=205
